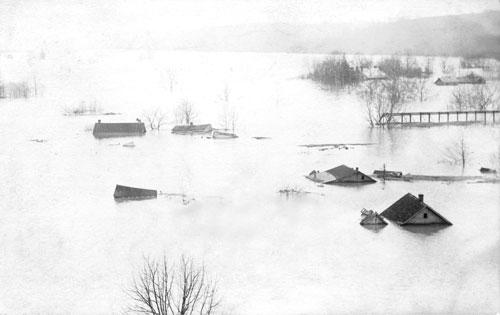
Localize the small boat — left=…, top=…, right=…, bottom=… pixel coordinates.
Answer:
left=480, top=167, right=497, bottom=174
left=113, top=184, right=157, bottom=199
left=123, top=141, right=135, bottom=147
left=212, top=130, right=238, bottom=139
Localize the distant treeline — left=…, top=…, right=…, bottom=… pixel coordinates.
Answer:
left=307, top=54, right=431, bottom=88
left=307, top=56, right=363, bottom=88
left=0, top=81, right=33, bottom=99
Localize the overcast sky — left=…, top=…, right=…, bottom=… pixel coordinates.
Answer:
left=0, top=0, right=499, bottom=50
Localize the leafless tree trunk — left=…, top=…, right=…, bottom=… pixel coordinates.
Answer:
left=443, top=135, right=471, bottom=169
left=175, top=100, right=197, bottom=125
left=144, top=109, right=167, bottom=130
left=414, top=76, right=430, bottom=102
left=218, top=85, right=238, bottom=132
left=357, top=76, right=416, bottom=127
left=127, top=255, right=221, bottom=315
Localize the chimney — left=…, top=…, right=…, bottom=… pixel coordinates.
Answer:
left=190, top=122, right=193, bottom=126
left=98, top=119, right=101, bottom=123
left=418, top=194, right=424, bottom=202
left=355, top=167, right=359, bottom=171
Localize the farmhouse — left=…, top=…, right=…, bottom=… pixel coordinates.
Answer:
left=381, top=193, right=452, bottom=225
left=306, top=164, right=376, bottom=184
left=171, top=123, right=213, bottom=135
left=92, top=120, right=146, bottom=138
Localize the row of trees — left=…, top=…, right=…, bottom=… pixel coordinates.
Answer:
left=0, top=81, right=33, bottom=99
left=144, top=91, right=238, bottom=132
left=448, top=83, right=499, bottom=111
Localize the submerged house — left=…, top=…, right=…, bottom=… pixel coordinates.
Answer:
left=306, top=164, right=376, bottom=184
left=171, top=123, right=213, bottom=135
left=92, top=120, right=146, bottom=138
left=360, top=209, right=387, bottom=225
left=381, top=193, right=452, bottom=225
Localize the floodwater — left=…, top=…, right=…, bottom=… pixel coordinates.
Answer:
left=0, top=51, right=499, bottom=314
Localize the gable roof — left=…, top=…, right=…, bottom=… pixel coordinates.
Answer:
left=435, top=76, right=459, bottom=84
left=381, top=193, right=452, bottom=225
left=325, top=164, right=356, bottom=179
left=171, top=124, right=213, bottom=133
left=93, top=122, right=146, bottom=134
left=360, top=212, right=387, bottom=225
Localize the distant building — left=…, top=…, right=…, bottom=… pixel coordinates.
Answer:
left=434, top=76, right=460, bottom=86
left=306, top=164, right=376, bottom=184
left=361, top=66, right=388, bottom=80
left=171, top=123, right=213, bottom=135
left=381, top=193, right=452, bottom=225
left=435, top=74, right=486, bottom=86
left=92, top=120, right=146, bottom=138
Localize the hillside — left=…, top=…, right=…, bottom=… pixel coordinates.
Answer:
left=169, top=11, right=500, bottom=58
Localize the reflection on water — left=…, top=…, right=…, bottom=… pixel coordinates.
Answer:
left=399, top=224, right=452, bottom=236
left=360, top=224, right=387, bottom=233
left=0, top=50, right=498, bottom=315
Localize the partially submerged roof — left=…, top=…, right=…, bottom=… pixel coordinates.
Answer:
left=305, top=164, right=376, bottom=184
left=171, top=124, right=213, bottom=134
left=93, top=122, right=146, bottom=136
left=360, top=210, right=387, bottom=225
left=434, top=76, right=459, bottom=84
left=381, top=193, right=452, bottom=225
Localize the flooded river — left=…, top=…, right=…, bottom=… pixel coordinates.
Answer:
left=0, top=50, right=498, bottom=314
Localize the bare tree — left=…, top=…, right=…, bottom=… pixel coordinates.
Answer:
left=127, top=255, right=221, bottom=315
left=175, top=100, right=197, bottom=125
left=144, top=109, right=167, bottom=130
left=440, top=57, right=454, bottom=74
left=357, top=76, right=416, bottom=127
left=443, top=135, right=471, bottom=169
left=414, top=76, right=430, bottom=102
left=448, top=83, right=499, bottom=111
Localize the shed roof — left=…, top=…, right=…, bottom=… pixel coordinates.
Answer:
left=381, top=193, right=452, bottom=225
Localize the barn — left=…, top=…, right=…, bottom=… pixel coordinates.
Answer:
left=381, top=193, right=452, bottom=225
left=92, top=120, right=146, bottom=138
left=306, top=164, right=376, bottom=184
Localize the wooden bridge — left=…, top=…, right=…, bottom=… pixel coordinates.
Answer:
left=379, top=110, right=500, bottom=126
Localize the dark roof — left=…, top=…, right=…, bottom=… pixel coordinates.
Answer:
left=381, top=193, right=452, bottom=225
left=171, top=124, right=213, bottom=133
left=93, top=122, right=146, bottom=134
left=325, top=164, right=356, bottom=179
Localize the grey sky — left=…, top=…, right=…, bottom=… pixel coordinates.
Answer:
left=0, top=0, right=498, bottom=50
